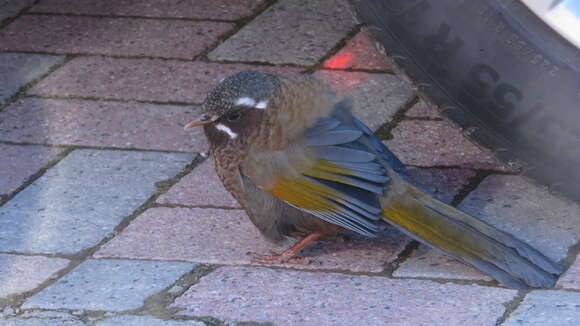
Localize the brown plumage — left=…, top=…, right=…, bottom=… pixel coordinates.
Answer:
left=185, top=71, right=563, bottom=289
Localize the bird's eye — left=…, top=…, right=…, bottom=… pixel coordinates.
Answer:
left=226, top=111, right=242, bottom=122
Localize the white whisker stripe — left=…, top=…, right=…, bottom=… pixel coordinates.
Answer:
left=215, top=123, right=238, bottom=139
left=255, top=100, right=268, bottom=109
left=235, top=97, right=256, bottom=107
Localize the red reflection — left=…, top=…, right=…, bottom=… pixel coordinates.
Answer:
left=324, top=51, right=354, bottom=69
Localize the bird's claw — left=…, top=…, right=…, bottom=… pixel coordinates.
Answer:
left=246, top=251, right=310, bottom=265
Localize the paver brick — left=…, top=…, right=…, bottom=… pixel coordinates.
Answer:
left=31, top=0, right=265, bottom=21
left=0, top=15, right=232, bottom=59
left=407, top=167, right=476, bottom=204
left=0, top=0, right=35, bottom=24
left=501, top=290, right=580, bottom=326
left=0, top=149, right=193, bottom=254
left=173, top=266, right=516, bottom=326
left=96, top=315, right=205, bottom=326
left=0, top=144, right=64, bottom=198
left=28, top=57, right=302, bottom=103
left=0, top=53, right=64, bottom=104
left=323, top=30, right=394, bottom=71
left=316, top=70, right=414, bottom=130
left=157, top=158, right=239, bottom=207
left=0, top=98, right=207, bottom=152
left=0, top=254, right=69, bottom=298
left=208, top=0, right=355, bottom=65
left=386, top=120, right=506, bottom=170
left=393, top=244, right=491, bottom=282
left=558, top=254, right=580, bottom=290
left=405, top=99, right=441, bottom=119
left=0, top=313, right=85, bottom=326
left=95, top=207, right=409, bottom=273
left=459, top=175, right=580, bottom=262
left=23, top=259, right=196, bottom=311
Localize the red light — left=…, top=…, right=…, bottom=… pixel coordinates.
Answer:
left=324, top=51, right=354, bottom=69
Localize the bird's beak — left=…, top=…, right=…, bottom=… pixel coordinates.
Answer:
left=183, top=113, right=219, bottom=130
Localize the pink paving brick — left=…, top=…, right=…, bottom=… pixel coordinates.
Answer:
left=31, top=0, right=265, bottom=20
left=0, top=144, right=64, bottom=197
left=558, top=254, right=580, bottom=290
left=407, top=167, right=476, bottom=204
left=157, top=158, right=239, bottom=208
left=324, top=31, right=394, bottom=71
left=406, top=99, right=441, bottom=119
left=0, top=15, right=232, bottom=59
left=0, top=254, right=69, bottom=298
left=207, top=0, right=355, bottom=66
left=386, top=120, right=506, bottom=170
left=172, top=266, right=516, bottom=326
left=0, top=98, right=207, bottom=152
left=95, top=207, right=409, bottom=273
left=28, top=57, right=302, bottom=103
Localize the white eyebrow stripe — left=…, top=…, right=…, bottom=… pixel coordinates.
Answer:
left=255, top=100, right=268, bottom=109
left=215, top=123, right=238, bottom=139
left=235, top=97, right=256, bottom=107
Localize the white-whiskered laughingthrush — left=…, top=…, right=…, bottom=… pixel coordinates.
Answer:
left=184, top=71, right=562, bottom=289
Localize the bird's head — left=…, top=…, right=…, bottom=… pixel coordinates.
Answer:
left=184, top=71, right=280, bottom=148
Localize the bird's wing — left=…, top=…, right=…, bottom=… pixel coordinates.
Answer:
left=242, top=99, right=402, bottom=237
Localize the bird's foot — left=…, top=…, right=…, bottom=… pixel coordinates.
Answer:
left=247, top=251, right=310, bottom=265
left=246, top=233, right=323, bottom=265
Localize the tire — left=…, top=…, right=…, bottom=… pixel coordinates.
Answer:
left=350, top=0, right=580, bottom=201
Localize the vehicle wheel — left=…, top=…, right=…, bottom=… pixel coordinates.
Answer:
left=350, top=0, right=580, bottom=201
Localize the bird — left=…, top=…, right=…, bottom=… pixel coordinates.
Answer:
left=184, top=71, right=563, bottom=289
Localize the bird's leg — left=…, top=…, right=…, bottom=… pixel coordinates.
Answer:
left=248, top=233, right=322, bottom=264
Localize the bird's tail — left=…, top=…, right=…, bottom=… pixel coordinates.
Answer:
left=380, top=185, right=563, bottom=289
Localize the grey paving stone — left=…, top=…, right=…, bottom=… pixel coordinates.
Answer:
left=0, top=311, right=86, bottom=325
left=393, top=244, right=491, bottom=282
left=173, top=266, right=516, bottom=326
left=96, top=315, right=206, bottom=325
left=0, top=149, right=193, bottom=254
left=459, top=175, right=580, bottom=262
left=558, top=254, right=580, bottom=290
left=0, top=254, right=69, bottom=298
left=315, top=71, right=415, bottom=131
left=0, top=0, right=35, bottom=24
left=23, top=259, right=196, bottom=311
left=501, top=290, right=580, bottom=326
left=208, top=0, right=355, bottom=65
left=0, top=316, right=85, bottom=326
left=0, top=53, right=64, bottom=104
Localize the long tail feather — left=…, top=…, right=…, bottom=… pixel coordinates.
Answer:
left=381, top=185, right=563, bottom=289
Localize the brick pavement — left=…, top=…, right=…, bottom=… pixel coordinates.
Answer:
left=0, top=0, right=578, bottom=325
